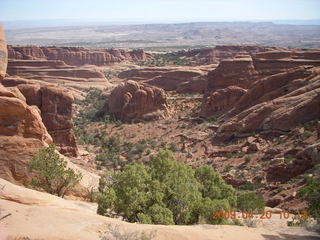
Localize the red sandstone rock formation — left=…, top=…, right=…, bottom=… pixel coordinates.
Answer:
left=2, top=78, right=78, bottom=157
left=174, top=45, right=283, bottom=65
left=200, top=86, right=247, bottom=116
left=218, top=66, right=320, bottom=134
left=106, top=80, right=169, bottom=122
left=206, top=57, right=258, bottom=91
left=0, top=26, right=53, bottom=183
left=201, top=47, right=320, bottom=132
left=8, top=45, right=152, bottom=66
left=118, top=67, right=208, bottom=94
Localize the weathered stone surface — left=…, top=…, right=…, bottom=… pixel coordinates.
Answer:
left=0, top=87, right=53, bottom=183
left=2, top=80, right=78, bottom=157
left=118, top=66, right=208, bottom=94
left=41, top=86, right=78, bottom=157
left=296, top=142, right=320, bottom=165
left=218, top=66, right=320, bottom=134
left=106, top=80, right=169, bottom=122
left=174, top=45, right=282, bottom=65
left=200, top=86, right=247, bottom=117
left=8, top=45, right=152, bottom=66
left=201, top=47, right=320, bottom=131
left=206, top=57, right=258, bottom=91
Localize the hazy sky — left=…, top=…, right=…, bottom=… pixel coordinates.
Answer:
left=2, top=0, right=320, bottom=22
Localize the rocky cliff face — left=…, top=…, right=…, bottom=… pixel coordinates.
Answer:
left=8, top=45, right=152, bottom=66
left=2, top=78, right=78, bottom=157
left=218, top=66, right=320, bottom=135
left=0, top=26, right=98, bottom=188
left=201, top=48, right=320, bottom=128
left=0, top=26, right=53, bottom=183
left=106, top=80, right=169, bottom=122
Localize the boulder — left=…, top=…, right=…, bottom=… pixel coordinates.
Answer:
left=40, top=86, right=78, bottom=157
left=106, top=80, right=169, bottom=122
left=200, top=86, right=247, bottom=117
left=296, top=142, right=320, bottom=165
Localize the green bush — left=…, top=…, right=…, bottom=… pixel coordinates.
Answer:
left=97, top=150, right=236, bottom=225
left=298, top=178, right=320, bottom=220
left=237, top=192, right=265, bottom=212
left=29, top=144, right=82, bottom=197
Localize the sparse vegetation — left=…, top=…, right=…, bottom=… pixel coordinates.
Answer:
left=238, top=183, right=265, bottom=191
left=100, top=224, right=156, bottom=240
left=244, top=156, right=251, bottom=164
left=73, top=88, right=121, bottom=145
left=137, top=53, right=192, bottom=66
left=29, top=144, right=82, bottom=197
left=298, top=178, right=320, bottom=221
left=224, top=164, right=232, bottom=173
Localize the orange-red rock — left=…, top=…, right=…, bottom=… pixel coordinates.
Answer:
left=200, top=86, right=247, bottom=117
left=106, top=80, right=169, bottom=122
left=218, top=66, right=320, bottom=134
left=118, top=67, right=208, bottom=93
left=8, top=45, right=152, bottom=66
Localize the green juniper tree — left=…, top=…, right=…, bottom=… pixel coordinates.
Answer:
left=29, top=144, right=82, bottom=197
left=97, top=150, right=236, bottom=225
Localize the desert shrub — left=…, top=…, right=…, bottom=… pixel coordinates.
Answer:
left=298, top=178, right=320, bottom=221
left=237, top=192, right=265, bottom=212
left=29, top=144, right=82, bottom=197
left=100, top=224, right=156, bottom=240
left=195, top=165, right=236, bottom=206
left=97, top=150, right=236, bottom=225
left=73, top=88, right=122, bottom=145
left=168, top=142, right=177, bottom=152
left=238, top=183, right=265, bottom=191
left=244, top=156, right=251, bottom=164
left=223, top=164, right=232, bottom=172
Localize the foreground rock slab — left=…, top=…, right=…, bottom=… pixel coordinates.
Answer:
left=0, top=178, right=318, bottom=240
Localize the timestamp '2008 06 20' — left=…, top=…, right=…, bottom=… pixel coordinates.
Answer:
left=211, top=210, right=309, bottom=220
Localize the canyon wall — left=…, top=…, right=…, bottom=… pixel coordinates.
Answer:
left=8, top=45, right=152, bottom=66
left=199, top=46, right=320, bottom=137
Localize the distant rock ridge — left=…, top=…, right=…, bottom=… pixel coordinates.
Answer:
left=8, top=45, right=152, bottom=66
left=173, top=45, right=284, bottom=65
left=118, top=66, right=208, bottom=94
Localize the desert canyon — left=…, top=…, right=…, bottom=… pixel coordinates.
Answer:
left=0, top=16, right=320, bottom=240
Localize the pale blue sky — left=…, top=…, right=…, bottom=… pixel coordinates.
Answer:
left=2, top=0, right=320, bottom=22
